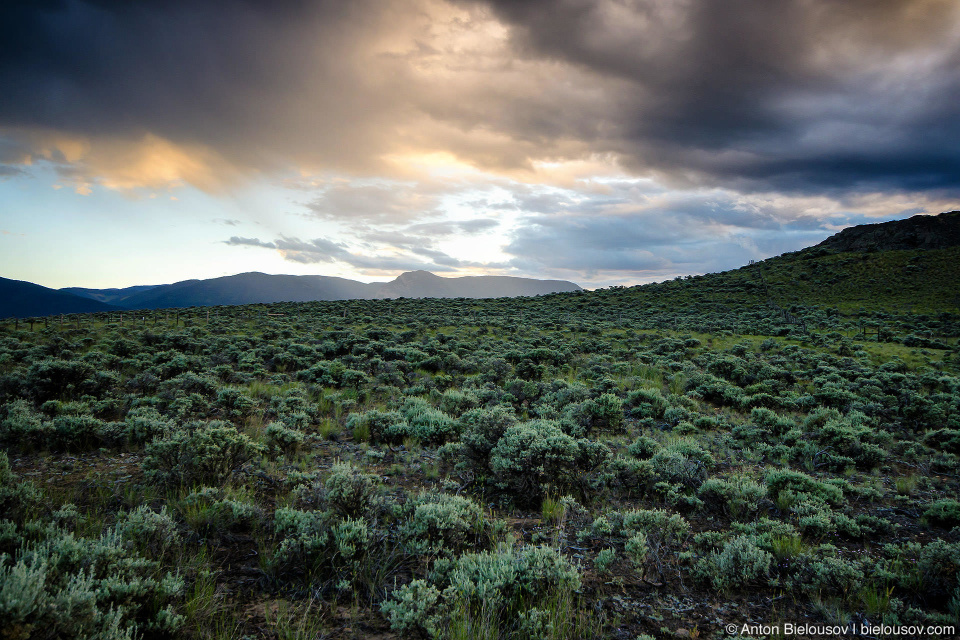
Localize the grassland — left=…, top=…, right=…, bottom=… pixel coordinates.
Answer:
left=1, top=248, right=959, bottom=639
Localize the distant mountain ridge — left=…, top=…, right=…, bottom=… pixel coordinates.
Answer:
left=0, top=278, right=118, bottom=319
left=374, top=271, right=581, bottom=300
left=814, top=210, right=960, bottom=253
left=0, top=270, right=582, bottom=318
left=61, top=285, right=159, bottom=305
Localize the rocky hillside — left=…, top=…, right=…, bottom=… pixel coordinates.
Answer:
left=815, top=210, right=960, bottom=253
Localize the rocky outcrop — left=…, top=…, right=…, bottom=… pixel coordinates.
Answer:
left=815, top=211, right=960, bottom=253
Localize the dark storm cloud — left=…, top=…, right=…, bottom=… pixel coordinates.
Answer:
left=477, top=0, right=960, bottom=194
left=4, top=0, right=960, bottom=196
left=0, top=0, right=417, bottom=184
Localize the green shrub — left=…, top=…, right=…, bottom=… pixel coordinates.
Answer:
left=1, top=526, right=184, bottom=639
left=596, top=456, right=654, bottom=498
left=264, top=421, right=305, bottom=456
left=382, top=545, right=586, bottom=639
left=458, top=405, right=518, bottom=465
left=803, top=552, right=866, bottom=596
left=625, top=388, right=668, bottom=419
left=594, top=548, right=616, bottom=573
left=142, top=422, right=266, bottom=486
left=438, top=389, right=479, bottom=416
left=785, top=493, right=838, bottom=538
left=922, top=499, right=960, bottom=528
left=489, top=420, right=609, bottom=504
left=570, top=393, right=624, bottom=434
left=401, top=398, right=457, bottom=445
left=698, top=477, right=767, bottom=519
left=816, top=419, right=887, bottom=469
left=273, top=508, right=376, bottom=594
left=881, top=540, right=960, bottom=605
left=379, top=579, right=443, bottom=638
left=114, top=505, right=180, bottom=559
left=924, top=429, right=960, bottom=455
left=663, top=406, right=691, bottom=425
left=346, top=410, right=409, bottom=445
left=765, top=469, right=844, bottom=506
left=0, top=399, right=46, bottom=449
left=650, top=449, right=706, bottom=489
left=0, top=452, right=41, bottom=525
left=695, top=535, right=772, bottom=593
left=25, top=358, right=99, bottom=402
left=322, top=462, right=380, bottom=519
left=664, top=439, right=714, bottom=467
left=180, top=488, right=261, bottom=536
left=627, top=435, right=661, bottom=460
left=49, top=414, right=105, bottom=451
left=620, top=508, right=690, bottom=546
left=399, top=492, right=492, bottom=554
left=122, top=407, right=174, bottom=445
left=625, top=533, right=648, bottom=569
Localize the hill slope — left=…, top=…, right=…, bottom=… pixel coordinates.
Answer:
left=0, top=277, right=118, bottom=318
left=600, top=210, right=960, bottom=316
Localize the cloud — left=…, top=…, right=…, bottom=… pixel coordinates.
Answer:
left=499, top=183, right=949, bottom=283
left=224, top=236, right=277, bottom=249
left=224, top=233, right=471, bottom=273
left=476, top=0, right=960, bottom=194
left=0, top=0, right=432, bottom=190
left=406, top=218, right=499, bottom=235
left=3, top=0, right=959, bottom=291
left=2, top=0, right=956, bottom=197
left=304, top=182, right=440, bottom=223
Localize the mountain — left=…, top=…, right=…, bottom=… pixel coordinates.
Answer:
left=1, top=271, right=582, bottom=316
left=61, top=285, right=159, bottom=305
left=374, top=270, right=581, bottom=299
left=114, top=273, right=381, bottom=310
left=814, top=210, right=960, bottom=253
left=0, top=277, right=119, bottom=319
left=113, top=271, right=580, bottom=308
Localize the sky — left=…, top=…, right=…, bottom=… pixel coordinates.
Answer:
left=1, top=0, right=959, bottom=290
